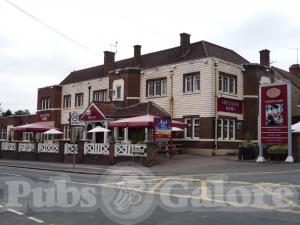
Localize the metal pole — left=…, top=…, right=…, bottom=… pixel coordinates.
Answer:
left=256, top=83, right=266, bottom=162
left=285, top=82, right=294, bottom=162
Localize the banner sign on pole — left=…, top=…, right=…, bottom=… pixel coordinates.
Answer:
left=154, top=117, right=171, bottom=139
left=260, top=84, right=289, bottom=144
left=258, top=82, right=293, bottom=163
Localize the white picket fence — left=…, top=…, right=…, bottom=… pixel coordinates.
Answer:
left=1, top=142, right=16, bottom=151
left=64, top=143, right=78, bottom=155
left=84, top=143, right=110, bottom=155
left=114, top=144, right=147, bottom=157
left=38, top=143, right=59, bottom=153
left=19, top=143, right=35, bottom=152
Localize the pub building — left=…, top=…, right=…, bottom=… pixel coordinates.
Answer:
left=1, top=33, right=300, bottom=156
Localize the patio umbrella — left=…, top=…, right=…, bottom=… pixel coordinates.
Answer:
left=172, top=127, right=183, bottom=132
left=43, top=128, right=63, bottom=134
left=292, top=121, right=300, bottom=132
left=88, top=126, right=110, bottom=133
left=109, top=115, right=187, bottom=128
left=11, top=123, right=51, bottom=132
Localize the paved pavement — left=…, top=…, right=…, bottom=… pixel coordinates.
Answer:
left=0, top=157, right=299, bottom=224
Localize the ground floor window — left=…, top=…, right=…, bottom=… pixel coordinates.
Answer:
left=72, top=127, right=84, bottom=141
left=23, top=132, right=33, bottom=142
left=63, top=126, right=71, bottom=140
left=0, top=128, right=6, bottom=140
left=185, top=117, right=200, bottom=139
left=217, top=118, right=235, bottom=140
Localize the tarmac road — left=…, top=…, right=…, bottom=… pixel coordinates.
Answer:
left=0, top=160, right=299, bottom=225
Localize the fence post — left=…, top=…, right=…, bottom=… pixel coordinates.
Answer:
left=109, top=143, right=115, bottom=165
left=145, top=142, right=157, bottom=167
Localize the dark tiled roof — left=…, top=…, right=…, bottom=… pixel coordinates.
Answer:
left=60, top=41, right=249, bottom=85
left=92, top=101, right=170, bottom=118
left=272, top=66, right=300, bottom=89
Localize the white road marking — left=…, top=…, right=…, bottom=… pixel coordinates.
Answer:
left=28, top=216, right=44, bottom=223
left=0, top=205, right=3, bottom=208
left=6, top=208, right=24, bottom=215
left=0, top=172, right=22, bottom=177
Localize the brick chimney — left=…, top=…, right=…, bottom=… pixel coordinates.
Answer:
left=289, top=64, right=300, bottom=77
left=133, top=45, right=141, bottom=66
left=259, top=49, right=270, bottom=67
left=180, top=33, right=191, bottom=57
left=104, top=51, right=115, bottom=74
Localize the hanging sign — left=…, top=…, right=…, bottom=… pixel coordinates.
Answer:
left=154, top=117, right=172, bottom=139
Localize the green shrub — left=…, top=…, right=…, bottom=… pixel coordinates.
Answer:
left=242, top=133, right=256, bottom=148
left=267, top=144, right=288, bottom=154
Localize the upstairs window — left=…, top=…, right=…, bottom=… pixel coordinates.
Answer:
left=116, top=86, right=122, bottom=100
left=93, top=89, right=108, bottom=102
left=183, top=72, right=200, bottom=93
left=63, top=95, right=71, bottom=108
left=75, top=93, right=84, bottom=107
left=41, top=97, right=50, bottom=110
left=147, top=78, right=167, bottom=97
left=219, top=73, right=237, bottom=94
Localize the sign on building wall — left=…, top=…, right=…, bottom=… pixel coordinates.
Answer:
left=217, top=97, right=243, bottom=114
left=69, top=112, right=80, bottom=127
left=258, top=82, right=293, bottom=162
left=37, top=112, right=53, bottom=122
left=154, top=117, right=171, bottom=139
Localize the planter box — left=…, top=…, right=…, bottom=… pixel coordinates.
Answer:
left=239, top=146, right=258, bottom=160
left=268, top=153, right=287, bottom=161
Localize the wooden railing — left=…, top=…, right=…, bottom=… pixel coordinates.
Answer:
left=1, top=142, right=16, bottom=151
left=64, top=143, right=78, bottom=155
left=114, top=144, right=147, bottom=157
left=38, top=143, right=59, bottom=153
left=84, top=143, right=109, bottom=155
left=19, top=143, right=35, bottom=152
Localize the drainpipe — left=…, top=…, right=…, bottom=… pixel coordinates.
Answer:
left=88, top=86, right=91, bottom=104
left=169, top=70, right=174, bottom=118
left=214, top=59, right=218, bottom=153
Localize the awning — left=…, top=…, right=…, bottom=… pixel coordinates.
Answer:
left=109, top=115, right=187, bottom=128
left=88, top=126, right=111, bottom=133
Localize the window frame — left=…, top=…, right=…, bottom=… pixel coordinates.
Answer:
left=183, top=72, right=200, bottom=93
left=217, top=118, right=236, bottom=140
left=184, top=117, right=200, bottom=139
left=75, top=93, right=84, bottom=107
left=41, top=97, right=50, bottom=110
left=63, top=95, right=71, bottom=108
left=93, top=89, right=108, bottom=102
left=146, top=78, right=167, bottom=97
left=218, top=72, right=237, bottom=94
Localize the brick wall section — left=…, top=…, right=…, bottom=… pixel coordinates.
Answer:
left=37, top=85, right=62, bottom=128
left=37, top=85, right=62, bottom=110
left=109, top=68, right=141, bottom=107
left=243, top=64, right=274, bottom=140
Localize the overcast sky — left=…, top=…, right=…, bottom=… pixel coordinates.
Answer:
left=0, top=0, right=299, bottom=113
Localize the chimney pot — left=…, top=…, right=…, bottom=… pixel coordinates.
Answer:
left=133, top=45, right=141, bottom=66
left=289, top=64, right=300, bottom=77
left=259, top=49, right=270, bottom=67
